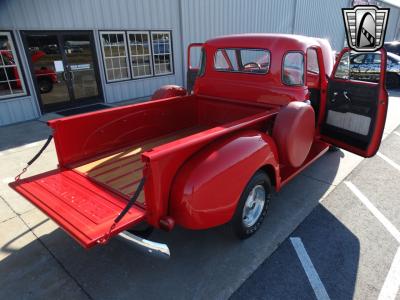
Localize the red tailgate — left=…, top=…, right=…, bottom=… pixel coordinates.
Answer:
left=10, top=169, right=145, bottom=248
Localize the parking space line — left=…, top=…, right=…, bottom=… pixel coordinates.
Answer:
left=290, top=237, right=331, bottom=300
left=377, top=152, right=400, bottom=172
left=378, top=247, right=400, bottom=300
left=393, top=131, right=400, bottom=137
left=2, top=177, right=14, bottom=184
left=23, top=142, right=41, bottom=149
left=344, top=181, right=400, bottom=243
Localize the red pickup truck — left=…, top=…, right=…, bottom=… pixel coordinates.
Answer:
left=10, top=34, right=388, bottom=258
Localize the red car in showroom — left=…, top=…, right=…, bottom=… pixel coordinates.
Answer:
left=0, top=50, right=57, bottom=94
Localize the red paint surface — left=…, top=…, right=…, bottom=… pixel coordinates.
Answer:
left=272, top=101, right=315, bottom=168
left=9, top=170, right=145, bottom=248
left=170, top=130, right=279, bottom=229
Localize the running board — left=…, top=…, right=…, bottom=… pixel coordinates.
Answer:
left=117, top=231, right=171, bottom=259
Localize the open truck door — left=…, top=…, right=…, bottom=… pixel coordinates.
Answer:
left=320, top=48, right=388, bottom=157
left=187, top=43, right=203, bottom=93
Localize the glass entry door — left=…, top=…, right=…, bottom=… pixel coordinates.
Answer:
left=23, top=31, right=102, bottom=113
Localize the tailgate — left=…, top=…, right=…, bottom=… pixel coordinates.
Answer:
left=10, top=169, right=145, bottom=248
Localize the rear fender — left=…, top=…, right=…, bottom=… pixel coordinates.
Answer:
left=170, top=130, right=279, bottom=229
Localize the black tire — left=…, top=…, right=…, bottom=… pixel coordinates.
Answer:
left=328, top=145, right=340, bottom=152
left=38, top=78, right=53, bottom=94
left=386, top=73, right=400, bottom=89
left=232, top=171, right=272, bottom=239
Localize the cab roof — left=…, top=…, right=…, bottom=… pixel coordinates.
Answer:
left=205, top=33, right=326, bottom=51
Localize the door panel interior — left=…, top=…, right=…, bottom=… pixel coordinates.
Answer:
left=321, top=80, right=379, bottom=150
left=320, top=48, right=388, bottom=157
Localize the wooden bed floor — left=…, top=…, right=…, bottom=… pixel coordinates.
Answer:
left=73, top=126, right=206, bottom=203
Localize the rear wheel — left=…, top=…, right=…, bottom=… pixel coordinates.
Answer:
left=232, top=171, right=272, bottom=239
left=328, top=145, right=340, bottom=152
left=38, top=78, right=53, bottom=94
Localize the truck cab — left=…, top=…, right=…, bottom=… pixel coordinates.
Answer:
left=11, top=34, right=388, bottom=257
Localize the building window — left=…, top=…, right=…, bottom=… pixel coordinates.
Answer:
left=151, top=31, right=173, bottom=75
left=128, top=32, right=153, bottom=78
left=100, top=32, right=130, bottom=82
left=0, top=32, right=27, bottom=99
left=282, top=52, right=304, bottom=86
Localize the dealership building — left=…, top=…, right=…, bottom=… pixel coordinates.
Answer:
left=0, top=0, right=399, bottom=126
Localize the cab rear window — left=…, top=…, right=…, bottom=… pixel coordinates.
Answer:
left=214, top=48, right=270, bottom=74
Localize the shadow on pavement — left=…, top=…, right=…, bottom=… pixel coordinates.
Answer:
left=0, top=121, right=51, bottom=151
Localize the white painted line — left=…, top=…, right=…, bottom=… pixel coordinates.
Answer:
left=378, top=247, right=400, bottom=300
left=22, top=142, right=40, bottom=149
left=393, top=131, right=400, bottom=137
left=345, top=181, right=400, bottom=243
left=2, top=177, right=14, bottom=184
left=290, top=237, right=331, bottom=300
left=377, top=152, right=400, bottom=172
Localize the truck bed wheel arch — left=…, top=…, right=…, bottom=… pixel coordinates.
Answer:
left=169, top=129, right=279, bottom=230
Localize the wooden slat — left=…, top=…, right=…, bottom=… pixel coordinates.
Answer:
left=93, top=161, right=144, bottom=182
left=73, top=126, right=207, bottom=202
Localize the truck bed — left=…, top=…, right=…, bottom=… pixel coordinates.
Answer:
left=56, top=95, right=271, bottom=208
left=73, top=126, right=207, bottom=203
left=11, top=95, right=278, bottom=247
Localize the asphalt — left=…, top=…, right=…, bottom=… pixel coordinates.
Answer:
left=0, top=91, right=400, bottom=300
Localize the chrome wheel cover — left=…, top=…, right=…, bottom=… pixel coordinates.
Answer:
left=242, top=184, right=266, bottom=228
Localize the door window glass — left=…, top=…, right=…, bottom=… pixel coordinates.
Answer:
left=335, top=51, right=381, bottom=83
left=26, top=34, right=70, bottom=106
left=64, top=34, right=99, bottom=100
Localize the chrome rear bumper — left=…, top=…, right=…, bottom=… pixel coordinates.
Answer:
left=117, top=231, right=170, bottom=259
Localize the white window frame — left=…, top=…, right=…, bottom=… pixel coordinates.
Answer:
left=151, top=31, right=173, bottom=76
left=127, top=31, right=153, bottom=79
left=0, top=31, right=27, bottom=99
left=99, top=31, right=131, bottom=83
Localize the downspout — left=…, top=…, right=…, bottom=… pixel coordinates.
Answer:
left=178, top=0, right=186, bottom=88
left=291, top=0, right=298, bottom=34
